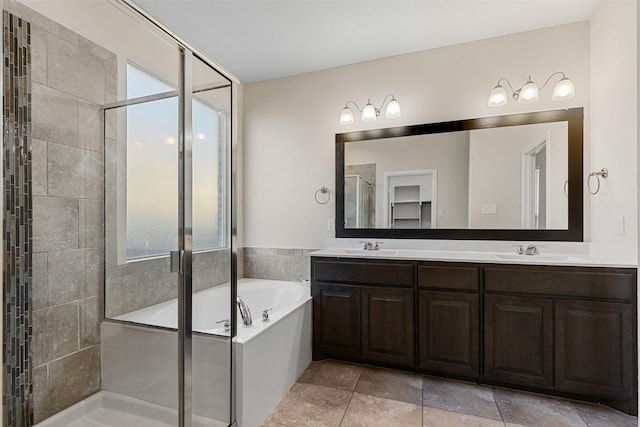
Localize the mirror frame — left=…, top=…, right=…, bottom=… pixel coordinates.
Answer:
left=335, top=107, right=583, bottom=241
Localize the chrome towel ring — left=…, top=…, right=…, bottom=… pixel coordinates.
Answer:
left=315, top=186, right=330, bottom=204
left=587, top=168, right=608, bottom=195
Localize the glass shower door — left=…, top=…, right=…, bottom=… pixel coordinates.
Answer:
left=190, top=55, right=233, bottom=427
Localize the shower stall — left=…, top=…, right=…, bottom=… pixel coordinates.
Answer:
left=344, top=174, right=374, bottom=228
left=2, top=0, right=238, bottom=426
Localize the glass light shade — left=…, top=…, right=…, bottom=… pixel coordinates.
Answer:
left=385, top=99, right=402, bottom=119
left=552, top=77, right=575, bottom=101
left=487, top=85, right=508, bottom=107
left=518, top=79, right=539, bottom=104
left=361, top=102, right=377, bottom=122
left=339, top=106, right=354, bottom=125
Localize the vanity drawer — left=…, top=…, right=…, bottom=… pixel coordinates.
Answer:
left=484, top=266, right=636, bottom=302
left=312, top=258, right=414, bottom=287
left=418, top=263, right=479, bottom=291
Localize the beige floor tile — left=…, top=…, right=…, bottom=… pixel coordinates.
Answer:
left=355, top=366, right=423, bottom=404
left=260, top=421, right=288, bottom=427
left=423, top=406, right=505, bottom=427
left=493, top=388, right=586, bottom=427
left=264, top=382, right=352, bottom=427
left=422, top=376, right=502, bottom=420
left=340, top=392, right=422, bottom=427
left=298, top=360, right=363, bottom=391
left=573, top=401, right=638, bottom=427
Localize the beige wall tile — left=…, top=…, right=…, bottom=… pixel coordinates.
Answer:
left=47, top=346, right=100, bottom=415
left=32, top=83, right=78, bottom=146
left=47, top=143, right=103, bottom=199
left=33, top=196, right=78, bottom=252
left=78, top=100, right=103, bottom=153
left=31, top=138, right=47, bottom=197
left=31, top=25, right=48, bottom=84
left=47, top=250, right=83, bottom=305
left=79, top=297, right=100, bottom=348
left=79, top=199, right=103, bottom=249
left=47, top=302, right=79, bottom=360
left=47, top=32, right=105, bottom=104
left=32, top=252, right=48, bottom=310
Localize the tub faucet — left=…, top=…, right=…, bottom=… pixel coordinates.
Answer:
left=237, top=296, right=252, bottom=327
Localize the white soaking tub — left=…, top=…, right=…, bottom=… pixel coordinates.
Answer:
left=101, top=278, right=312, bottom=427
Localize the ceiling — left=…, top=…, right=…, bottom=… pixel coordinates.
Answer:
left=133, top=0, right=604, bottom=84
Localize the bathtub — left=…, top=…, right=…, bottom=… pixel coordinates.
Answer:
left=101, top=278, right=312, bottom=427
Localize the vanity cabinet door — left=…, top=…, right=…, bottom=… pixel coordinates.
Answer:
left=555, top=300, right=634, bottom=399
left=484, top=294, right=553, bottom=387
left=361, top=287, right=415, bottom=367
left=312, top=283, right=361, bottom=359
left=418, top=290, right=479, bottom=377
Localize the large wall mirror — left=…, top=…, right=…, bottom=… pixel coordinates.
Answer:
left=335, top=108, right=583, bottom=241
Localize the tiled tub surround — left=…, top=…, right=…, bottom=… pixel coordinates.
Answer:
left=265, top=359, right=638, bottom=427
left=104, top=249, right=231, bottom=318
left=102, top=279, right=312, bottom=427
left=5, top=1, right=116, bottom=422
left=242, top=247, right=320, bottom=281
left=3, top=9, right=33, bottom=426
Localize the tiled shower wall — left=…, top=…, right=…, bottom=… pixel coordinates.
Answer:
left=3, top=10, right=33, bottom=426
left=7, top=2, right=114, bottom=422
left=104, top=249, right=231, bottom=318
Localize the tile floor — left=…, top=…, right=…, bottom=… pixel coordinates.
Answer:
left=263, top=360, right=638, bottom=427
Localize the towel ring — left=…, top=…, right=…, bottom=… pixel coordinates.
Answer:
left=587, top=168, right=608, bottom=195
left=315, top=187, right=330, bottom=204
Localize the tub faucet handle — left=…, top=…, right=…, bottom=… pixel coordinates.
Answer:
left=262, top=308, right=273, bottom=322
left=216, top=318, right=230, bottom=332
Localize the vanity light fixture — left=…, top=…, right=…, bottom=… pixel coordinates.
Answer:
left=487, top=72, right=575, bottom=107
left=339, top=94, right=402, bottom=125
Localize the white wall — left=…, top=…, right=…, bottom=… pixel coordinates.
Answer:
left=345, top=133, right=469, bottom=229
left=590, top=0, right=637, bottom=250
left=468, top=123, right=567, bottom=229
left=243, top=22, right=589, bottom=248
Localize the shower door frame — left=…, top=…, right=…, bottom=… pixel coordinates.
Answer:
left=103, top=1, right=239, bottom=426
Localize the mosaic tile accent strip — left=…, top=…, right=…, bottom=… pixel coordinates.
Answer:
left=3, top=10, right=34, bottom=427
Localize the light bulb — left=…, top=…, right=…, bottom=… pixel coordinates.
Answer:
left=552, top=77, right=575, bottom=101
left=385, top=98, right=402, bottom=119
left=487, top=85, right=508, bottom=107
left=518, top=77, right=539, bottom=104
left=361, top=100, right=377, bottom=122
left=339, top=106, right=354, bottom=125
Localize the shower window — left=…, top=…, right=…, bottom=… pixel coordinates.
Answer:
left=124, top=65, right=227, bottom=260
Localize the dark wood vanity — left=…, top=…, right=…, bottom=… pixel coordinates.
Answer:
left=311, top=256, right=637, bottom=414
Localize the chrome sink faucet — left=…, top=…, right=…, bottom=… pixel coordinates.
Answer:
left=237, top=296, right=252, bottom=327
left=524, top=244, right=540, bottom=256
left=359, top=241, right=384, bottom=251
left=360, top=241, right=374, bottom=250
left=515, top=244, right=539, bottom=255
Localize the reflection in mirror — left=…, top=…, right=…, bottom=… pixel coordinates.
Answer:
left=344, top=121, right=568, bottom=230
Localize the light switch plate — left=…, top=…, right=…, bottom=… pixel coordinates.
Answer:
left=481, top=204, right=497, bottom=215
left=327, top=218, right=335, bottom=231
left=616, top=215, right=625, bottom=235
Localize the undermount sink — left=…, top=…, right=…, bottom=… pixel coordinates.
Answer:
left=495, top=254, right=585, bottom=262
left=334, top=249, right=400, bottom=256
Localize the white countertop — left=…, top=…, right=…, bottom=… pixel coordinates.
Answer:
left=309, top=247, right=638, bottom=268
